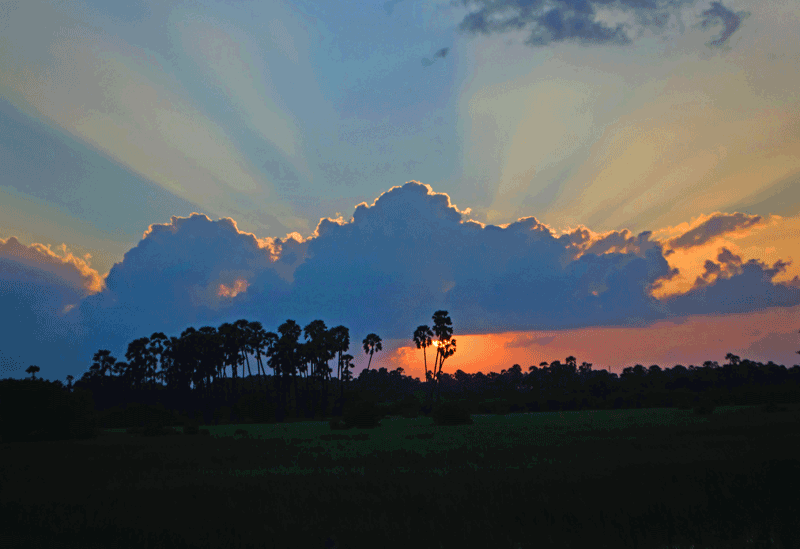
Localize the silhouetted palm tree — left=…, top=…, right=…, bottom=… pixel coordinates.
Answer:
left=248, top=321, right=269, bottom=394
left=218, top=322, right=245, bottom=397
left=304, top=320, right=330, bottom=416
left=362, top=333, right=382, bottom=371
left=278, top=320, right=302, bottom=417
left=413, top=325, right=433, bottom=387
left=125, top=336, right=153, bottom=391
left=148, top=332, right=169, bottom=387
left=26, top=365, right=40, bottom=380
left=329, top=325, right=350, bottom=415
left=430, top=311, right=456, bottom=405
left=234, top=318, right=257, bottom=388
left=91, top=350, right=117, bottom=380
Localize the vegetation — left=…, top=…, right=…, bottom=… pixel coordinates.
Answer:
left=2, top=319, right=799, bottom=547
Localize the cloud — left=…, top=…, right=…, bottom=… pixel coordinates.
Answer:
left=667, top=212, right=764, bottom=251
left=0, top=236, right=102, bottom=373
left=664, top=247, right=800, bottom=315
left=697, top=1, right=750, bottom=47
left=454, top=0, right=747, bottom=48
left=421, top=46, right=451, bottom=67
left=4, top=182, right=798, bottom=377
left=71, top=213, right=296, bottom=360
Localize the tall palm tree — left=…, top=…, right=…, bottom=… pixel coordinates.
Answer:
left=234, top=318, right=257, bottom=390
left=218, top=322, right=244, bottom=398
left=413, top=325, right=433, bottom=389
left=248, top=321, right=269, bottom=394
left=278, top=319, right=302, bottom=417
left=304, top=320, right=334, bottom=417
left=330, top=326, right=350, bottom=415
left=124, top=338, right=151, bottom=391
left=148, top=332, right=169, bottom=387
left=340, top=353, right=355, bottom=414
left=263, top=330, right=282, bottom=420
left=430, top=310, right=456, bottom=405
left=362, top=333, right=382, bottom=371
left=91, top=350, right=117, bottom=379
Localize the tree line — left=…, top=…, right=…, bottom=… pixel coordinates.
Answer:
left=7, top=319, right=800, bottom=436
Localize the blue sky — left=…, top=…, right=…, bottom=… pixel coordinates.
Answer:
left=1, top=0, right=799, bottom=383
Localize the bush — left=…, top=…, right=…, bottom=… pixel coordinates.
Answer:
left=329, top=417, right=349, bottom=430
left=432, top=400, right=474, bottom=426
left=184, top=424, right=200, bottom=435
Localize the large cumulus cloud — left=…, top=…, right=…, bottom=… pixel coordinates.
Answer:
left=0, top=237, right=100, bottom=373
left=3, top=181, right=799, bottom=378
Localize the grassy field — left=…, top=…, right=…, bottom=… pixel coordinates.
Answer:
left=3, top=403, right=799, bottom=549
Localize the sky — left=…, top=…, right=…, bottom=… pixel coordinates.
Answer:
left=1, top=0, right=799, bottom=386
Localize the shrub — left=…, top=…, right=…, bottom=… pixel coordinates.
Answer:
left=184, top=424, right=200, bottom=435
left=234, top=428, right=249, bottom=437
left=329, top=417, right=349, bottom=430
left=199, top=428, right=211, bottom=436
left=432, top=400, right=474, bottom=426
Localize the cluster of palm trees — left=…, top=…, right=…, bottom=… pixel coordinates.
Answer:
left=78, top=318, right=386, bottom=418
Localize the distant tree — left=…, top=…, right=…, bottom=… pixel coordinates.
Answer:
left=362, top=333, right=382, bottom=371
left=430, top=310, right=456, bottom=405
left=304, top=320, right=333, bottom=417
left=125, top=337, right=153, bottom=391
left=413, top=325, right=434, bottom=387
left=65, top=374, right=74, bottom=393
left=725, top=353, right=741, bottom=366
left=218, top=322, right=244, bottom=393
left=25, top=365, right=40, bottom=380
left=579, top=362, right=593, bottom=375
left=329, top=325, right=350, bottom=415
left=148, top=332, right=169, bottom=386
left=91, top=350, right=117, bottom=380
left=277, top=320, right=302, bottom=416
left=248, top=321, right=270, bottom=393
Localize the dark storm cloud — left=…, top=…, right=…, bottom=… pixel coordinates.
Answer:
left=698, top=1, right=750, bottom=47
left=668, top=212, right=764, bottom=251
left=454, top=0, right=747, bottom=48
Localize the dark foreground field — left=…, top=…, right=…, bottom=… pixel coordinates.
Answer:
left=2, top=404, right=799, bottom=549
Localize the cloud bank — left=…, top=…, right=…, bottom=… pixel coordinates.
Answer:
left=2, top=181, right=798, bottom=376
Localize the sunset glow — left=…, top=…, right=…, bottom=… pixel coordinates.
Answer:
left=0, top=0, right=797, bottom=383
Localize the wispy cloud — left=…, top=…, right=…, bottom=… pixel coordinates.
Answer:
left=454, top=0, right=748, bottom=48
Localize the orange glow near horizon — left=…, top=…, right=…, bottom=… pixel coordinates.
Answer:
left=376, top=304, right=800, bottom=379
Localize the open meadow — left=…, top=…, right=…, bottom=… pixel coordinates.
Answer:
left=3, top=403, right=799, bottom=549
